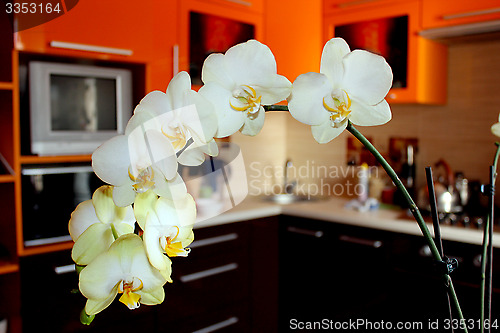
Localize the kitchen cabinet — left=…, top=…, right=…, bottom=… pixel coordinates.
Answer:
left=0, top=12, right=22, bottom=333
left=422, top=0, right=500, bottom=30
left=178, top=0, right=264, bottom=86
left=279, top=216, right=500, bottom=328
left=19, top=217, right=279, bottom=333
left=279, top=216, right=395, bottom=327
left=323, top=0, right=448, bottom=104
left=14, top=0, right=178, bottom=92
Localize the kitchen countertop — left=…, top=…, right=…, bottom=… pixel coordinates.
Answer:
left=194, top=195, right=500, bottom=248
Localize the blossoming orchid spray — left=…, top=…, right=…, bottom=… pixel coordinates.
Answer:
left=69, top=38, right=483, bottom=330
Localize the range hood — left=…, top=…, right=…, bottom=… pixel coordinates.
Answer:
left=420, top=19, right=500, bottom=39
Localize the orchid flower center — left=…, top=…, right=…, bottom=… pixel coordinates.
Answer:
left=118, top=277, right=143, bottom=310
left=230, top=85, right=262, bottom=119
left=129, top=166, right=155, bottom=193
left=163, top=120, right=188, bottom=151
left=159, top=226, right=190, bottom=257
left=323, top=90, right=352, bottom=128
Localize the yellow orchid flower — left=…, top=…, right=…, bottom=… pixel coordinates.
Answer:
left=79, top=234, right=169, bottom=316
left=69, top=186, right=135, bottom=266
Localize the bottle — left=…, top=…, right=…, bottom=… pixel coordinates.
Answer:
left=358, top=163, right=369, bottom=203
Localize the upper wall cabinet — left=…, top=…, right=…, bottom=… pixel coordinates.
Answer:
left=323, top=0, right=447, bottom=104
left=14, top=1, right=179, bottom=92
left=422, top=0, right=500, bottom=30
left=14, top=1, right=176, bottom=61
left=178, top=0, right=264, bottom=87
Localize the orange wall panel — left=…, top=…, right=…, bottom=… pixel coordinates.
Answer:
left=264, top=0, right=323, bottom=82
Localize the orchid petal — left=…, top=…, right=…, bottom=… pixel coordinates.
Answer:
left=155, top=194, right=196, bottom=229
left=92, top=135, right=130, bottom=186
left=201, top=53, right=235, bottom=90
left=288, top=72, right=332, bottom=125
left=342, top=49, right=393, bottom=105
left=311, top=120, right=347, bottom=144
left=136, top=90, right=172, bottom=117
left=143, top=213, right=172, bottom=272
left=492, top=122, right=500, bottom=137
left=153, top=172, right=187, bottom=201
left=320, top=37, right=350, bottom=87
left=144, top=130, right=178, bottom=180
left=92, top=186, right=134, bottom=226
left=71, top=223, right=114, bottom=266
left=69, top=200, right=99, bottom=241
left=199, top=82, right=245, bottom=138
left=84, top=284, right=119, bottom=316
left=134, top=190, right=158, bottom=230
left=224, top=40, right=278, bottom=86
left=254, top=74, right=292, bottom=105
left=240, top=107, right=265, bottom=136
left=165, top=72, right=191, bottom=110
left=137, top=286, right=166, bottom=306
left=112, top=184, right=137, bottom=207
left=349, top=98, right=392, bottom=126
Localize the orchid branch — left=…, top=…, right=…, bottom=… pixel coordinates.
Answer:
left=480, top=142, right=500, bottom=333
left=345, top=121, right=467, bottom=331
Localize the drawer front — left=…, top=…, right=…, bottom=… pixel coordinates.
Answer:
left=161, top=303, right=250, bottom=333
left=158, top=223, right=251, bottom=324
left=20, top=251, right=156, bottom=333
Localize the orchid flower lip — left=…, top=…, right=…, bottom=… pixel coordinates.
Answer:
left=230, top=85, right=262, bottom=119
left=118, top=277, right=144, bottom=309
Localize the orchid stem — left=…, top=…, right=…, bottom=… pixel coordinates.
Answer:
left=264, top=106, right=468, bottom=330
left=480, top=142, right=500, bottom=333
left=345, top=121, right=467, bottom=332
left=263, top=105, right=289, bottom=112
left=110, top=224, right=119, bottom=240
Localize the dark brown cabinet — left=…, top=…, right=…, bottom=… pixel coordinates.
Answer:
left=278, top=216, right=500, bottom=332
left=19, top=217, right=279, bottom=333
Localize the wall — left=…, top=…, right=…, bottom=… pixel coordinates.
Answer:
left=234, top=36, right=500, bottom=200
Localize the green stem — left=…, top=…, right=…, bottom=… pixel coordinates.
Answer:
left=263, top=105, right=289, bottom=112
left=346, top=121, right=467, bottom=332
left=110, top=223, right=119, bottom=240
left=480, top=142, right=500, bottom=333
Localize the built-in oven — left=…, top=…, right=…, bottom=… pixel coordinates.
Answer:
left=21, top=163, right=104, bottom=247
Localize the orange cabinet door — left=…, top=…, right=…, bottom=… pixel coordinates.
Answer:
left=422, top=0, right=500, bottom=29
left=178, top=0, right=264, bottom=88
left=324, top=0, right=447, bottom=104
left=15, top=0, right=169, bottom=62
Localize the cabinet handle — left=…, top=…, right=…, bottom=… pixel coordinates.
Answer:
left=54, top=264, right=76, bottom=275
left=173, top=44, right=179, bottom=76
left=189, top=233, right=238, bottom=249
left=192, top=317, right=239, bottom=333
left=179, top=263, right=238, bottom=283
left=443, top=7, right=500, bottom=20
left=22, top=165, right=93, bottom=176
left=222, top=0, right=251, bottom=6
left=339, top=235, right=383, bottom=248
left=50, top=41, right=133, bottom=56
left=286, top=226, right=324, bottom=238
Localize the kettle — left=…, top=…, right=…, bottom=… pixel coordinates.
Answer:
left=417, top=159, right=463, bottom=213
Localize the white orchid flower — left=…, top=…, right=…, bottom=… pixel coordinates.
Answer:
left=69, top=186, right=135, bottom=266
left=134, top=71, right=219, bottom=166
left=79, top=234, right=169, bottom=315
left=288, top=37, right=393, bottom=143
left=92, top=112, right=187, bottom=207
left=199, top=39, right=292, bottom=137
left=491, top=114, right=500, bottom=137
left=139, top=192, right=196, bottom=272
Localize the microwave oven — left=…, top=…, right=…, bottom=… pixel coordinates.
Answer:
left=21, top=163, right=104, bottom=247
